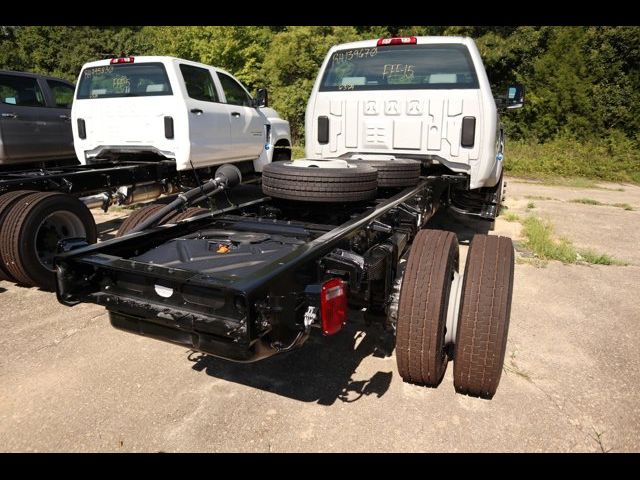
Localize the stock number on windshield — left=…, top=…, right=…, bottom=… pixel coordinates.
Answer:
left=332, top=47, right=378, bottom=64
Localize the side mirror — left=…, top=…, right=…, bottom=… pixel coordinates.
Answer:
left=506, top=84, right=524, bottom=109
left=254, top=88, right=268, bottom=108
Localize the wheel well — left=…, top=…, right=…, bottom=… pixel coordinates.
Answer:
left=274, top=139, right=291, bottom=148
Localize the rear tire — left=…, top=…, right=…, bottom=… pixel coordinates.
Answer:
left=116, top=204, right=178, bottom=237
left=0, top=192, right=97, bottom=290
left=396, top=229, right=459, bottom=387
left=262, top=160, right=378, bottom=202
left=170, top=207, right=210, bottom=222
left=0, top=190, right=36, bottom=281
left=453, top=234, right=515, bottom=399
left=354, top=158, right=420, bottom=187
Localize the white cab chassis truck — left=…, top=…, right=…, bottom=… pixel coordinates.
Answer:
left=73, top=56, right=291, bottom=172
left=304, top=36, right=523, bottom=221
left=56, top=38, right=523, bottom=400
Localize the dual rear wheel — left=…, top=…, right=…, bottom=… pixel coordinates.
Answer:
left=395, top=229, right=515, bottom=399
left=0, top=191, right=96, bottom=291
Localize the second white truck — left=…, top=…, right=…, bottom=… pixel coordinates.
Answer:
left=72, top=56, right=291, bottom=172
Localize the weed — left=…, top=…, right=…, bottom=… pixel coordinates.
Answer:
left=591, top=427, right=612, bottom=453
left=525, top=195, right=555, bottom=201
left=570, top=198, right=603, bottom=206
left=611, top=203, right=634, bottom=211
left=520, top=216, right=624, bottom=266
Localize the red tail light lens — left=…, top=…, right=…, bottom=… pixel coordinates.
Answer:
left=377, top=37, right=417, bottom=46
left=320, top=278, right=347, bottom=335
left=110, top=56, right=135, bottom=64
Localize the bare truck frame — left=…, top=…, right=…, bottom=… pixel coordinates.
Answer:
left=54, top=168, right=515, bottom=400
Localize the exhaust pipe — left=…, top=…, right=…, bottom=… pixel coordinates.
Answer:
left=81, top=192, right=112, bottom=210
left=129, top=164, right=242, bottom=234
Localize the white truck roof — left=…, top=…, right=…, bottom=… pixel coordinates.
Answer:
left=326, top=36, right=473, bottom=52
left=79, top=56, right=238, bottom=80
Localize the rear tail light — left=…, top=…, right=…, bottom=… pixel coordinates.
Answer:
left=317, top=116, right=329, bottom=144
left=77, top=118, right=86, bottom=139
left=461, top=116, right=476, bottom=148
left=110, top=56, right=135, bottom=64
left=320, top=278, right=347, bottom=335
left=377, top=37, right=417, bottom=46
left=164, top=116, right=174, bottom=139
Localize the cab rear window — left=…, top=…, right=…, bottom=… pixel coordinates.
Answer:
left=320, top=44, right=479, bottom=91
left=77, top=63, right=173, bottom=99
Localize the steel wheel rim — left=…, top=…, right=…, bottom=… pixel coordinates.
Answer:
left=34, top=211, right=87, bottom=269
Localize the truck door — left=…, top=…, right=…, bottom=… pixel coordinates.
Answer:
left=178, top=63, right=231, bottom=167
left=43, top=79, right=75, bottom=158
left=216, top=71, right=264, bottom=160
left=0, top=73, right=54, bottom=163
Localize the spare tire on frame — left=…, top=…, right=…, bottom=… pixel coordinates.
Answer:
left=262, top=159, right=378, bottom=203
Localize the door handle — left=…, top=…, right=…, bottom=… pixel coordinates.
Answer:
left=1, top=112, right=17, bottom=119
left=230, top=112, right=241, bottom=117
left=59, top=114, right=71, bottom=120
left=190, top=108, right=203, bottom=115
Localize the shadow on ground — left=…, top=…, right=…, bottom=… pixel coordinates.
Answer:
left=187, top=207, right=494, bottom=405
left=425, top=208, right=491, bottom=244
left=189, top=319, right=395, bottom=405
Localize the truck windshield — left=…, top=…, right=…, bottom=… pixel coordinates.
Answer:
left=76, top=63, right=172, bottom=99
left=319, top=44, right=478, bottom=91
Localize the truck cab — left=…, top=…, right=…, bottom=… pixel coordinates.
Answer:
left=305, top=36, right=523, bottom=209
left=72, top=56, right=291, bottom=173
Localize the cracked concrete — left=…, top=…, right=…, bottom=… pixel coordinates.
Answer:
left=0, top=178, right=639, bottom=452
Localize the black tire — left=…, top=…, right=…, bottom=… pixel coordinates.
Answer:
left=453, top=234, right=515, bottom=399
left=0, top=190, right=36, bottom=281
left=116, top=204, right=178, bottom=237
left=171, top=207, right=210, bottom=222
left=0, top=192, right=97, bottom=290
left=396, top=229, right=459, bottom=387
left=262, top=161, right=378, bottom=202
left=355, top=158, right=421, bottom=187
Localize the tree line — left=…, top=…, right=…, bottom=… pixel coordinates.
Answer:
left=1, top=26, right=639, bottom=147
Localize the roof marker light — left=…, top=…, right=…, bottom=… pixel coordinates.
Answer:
left=377, top=37, right=417, bottom=46
left=110, top=56, right=135, bottom=64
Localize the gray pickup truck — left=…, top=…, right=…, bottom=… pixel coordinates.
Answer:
left=0, top=70, right=75, bottom=165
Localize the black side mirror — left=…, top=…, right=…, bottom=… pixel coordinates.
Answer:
left=506, top=84, right=524, bottom=109
left=254, top=88, right=268, bottom=108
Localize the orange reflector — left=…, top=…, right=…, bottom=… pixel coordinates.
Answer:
left=216, top=244, right=231, bottom=254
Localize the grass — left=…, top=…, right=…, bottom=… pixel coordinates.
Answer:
left=611, top=203, right=634, bottom=211
left=527, top=201, right=536, bottom=209
left=291, top=145, right=305, bottom=159
left=520, top=216, right=626, bottom=265
left=505, top=135, right=640, bottom=185
left=521, top=216, right=577, bottom=263
left=578, top=250, right=626, bottom=266
left=570, top=198, right=635, bottom=210
left=502, top=212, right=521, bottom=222
left=511, top=176, right=627, bottom=191
left=525, top=195, right=555, bottom=201
left=570, top=198, right=604, bottom=206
